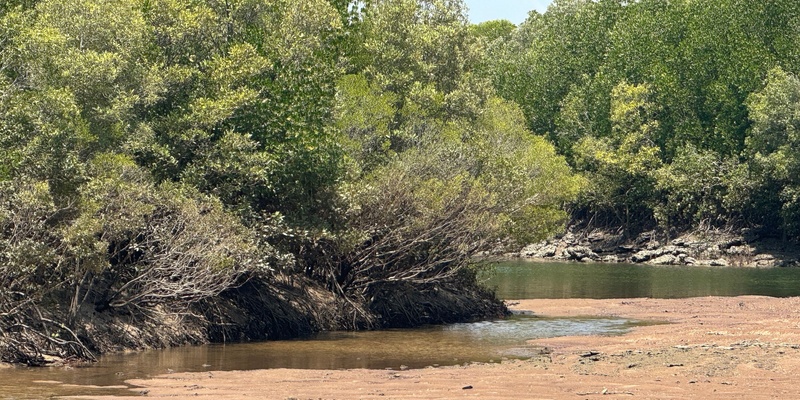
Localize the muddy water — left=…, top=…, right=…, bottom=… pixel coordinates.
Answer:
left=1, top=314, right=642, bottom=398
left=8, top=260, right=797, bottom=398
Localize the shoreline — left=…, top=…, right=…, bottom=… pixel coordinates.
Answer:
left=516, top=228, right=800, bottom=268
left=73, top=295, right=800, bottom=399
left=7, top=229, right=793, bottom=369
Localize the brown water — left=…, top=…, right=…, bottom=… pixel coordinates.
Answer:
left=14, top=258, right=791, bottom=398
left=0, top=314, right=641, bottom=398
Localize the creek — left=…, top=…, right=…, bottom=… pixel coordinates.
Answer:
left=487, top=261, right=800, bottom=299
left=4, top=261, right=800, bottom=398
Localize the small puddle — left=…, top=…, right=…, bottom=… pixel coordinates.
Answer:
left=0, top=313, right=647, bottom=398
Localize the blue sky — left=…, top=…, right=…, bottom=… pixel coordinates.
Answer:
left=465, top=0, right=552, bottom=25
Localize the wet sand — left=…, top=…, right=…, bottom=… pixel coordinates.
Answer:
left=79, top=296, right=800, bottom=399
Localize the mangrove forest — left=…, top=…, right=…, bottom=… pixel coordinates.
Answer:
left=2, top=0, right=800, bottom=365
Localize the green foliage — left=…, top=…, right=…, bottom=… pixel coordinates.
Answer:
left=361, top=0, right=472, bottom=94
left=336, top=0, right=493, bottom=175
left=348, top=96, right=581, bottom=261
left=739, top=67, right=800, bottom=237
left=1, top=0, right=349, bottom=227
left=469, top=19, right=516, bottom=43
left=483, top=0, right=623, bottom=140
left=0, top=86, right=90, bottom=199
left=474, top=0, right=800, bottom=238
left=572, top=81, right=661, bottom=228
left=653, top=146, right=737, bottom=230
left=0, top=158, right=265, bottom=310
left=327, top=2, right=583, bottom=298
left=746, top=67, right=800, bottom=156
left=0, top=180, right=62, bottom=295
left=469, top=98, right=583, bottom=243
left=334, top=73, right=397, bottom=172
left=553, top=76, right=610, bottom=161
left=23, top=0, right=800, bottom=360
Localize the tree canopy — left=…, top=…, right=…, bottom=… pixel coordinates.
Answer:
left=5, top=0, right=800, bottom=365
left=0, top=0, right=581, bottom=363
left=481, top=0, right=800, bottom=238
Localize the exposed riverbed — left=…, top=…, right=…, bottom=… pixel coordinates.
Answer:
left=1, top=313, right=649, bottom=398
left=109, top=296, right=800, bottom=400
left=4, top=260, right=800, bottom=398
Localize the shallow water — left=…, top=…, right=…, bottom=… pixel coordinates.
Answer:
left=6, top=260, right=799, bottom=398
left=0, top=314, right=640, bottom=398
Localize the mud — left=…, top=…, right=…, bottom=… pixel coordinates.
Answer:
left=72, top=295, right=800, bottom=399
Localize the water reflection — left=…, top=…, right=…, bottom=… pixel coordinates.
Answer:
left=97, top=315, right=633, bottom=372
left=485, top=261, right=800, bottom=299
left=9, top=260, right=796, bottom=398
left=1, top=314, right=636, bottom=398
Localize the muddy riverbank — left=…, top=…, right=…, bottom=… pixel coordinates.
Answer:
left=74, top=295, right=800, bottom=399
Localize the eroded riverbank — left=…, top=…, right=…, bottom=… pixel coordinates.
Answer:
left=72, top=295, right=800, bottom=399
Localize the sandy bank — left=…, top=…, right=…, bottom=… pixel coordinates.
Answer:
left=78, top=296, right=800, bottom=399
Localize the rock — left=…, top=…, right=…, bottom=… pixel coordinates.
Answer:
left=536, top=244, right=558, bottom=258
left=684, top=257, right=697, bottom=265
left=703, top=247, right=723, bottom=259
left=520, top=242, right=559, bottom=259
left=601, top=255, right=620, bottom=263
left=790, top=260, right=800, bottom=267
left=646, top=240, right=662, bottom=250
left=710, top=259, right=729, bottom=267
left=778, top=259, right=800, bottom=268
left=726, top=245, right=754, bottom=256
left=562, top=232, right=578, bottom=245
left=671, top=238, right=687, bottom=246
left=587, top=232, right=606, bottom=242
left=631, top=249, right=661, bottom=263
left=662, top=245, right=685, bottom=255
left=649, top=254, right=678, bottom=265
left=519, top=243, right=540, bottom=257
left=564, top=246, right=597, bottom=261
left=756, top=259, right=777, bottom=267
left=635, top=231, right=656, bottom=244
left=753, top=254, right=775, bottom=262
left=617, top=245, right=637, bottom=253
left=41, top=355, right=65, bottom=365
left=720, top=238, right=745, bottom=249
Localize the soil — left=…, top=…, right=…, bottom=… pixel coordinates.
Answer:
left=1, top=272, right=504, bottom=366
left=77, top=295, right=800, bottom=399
